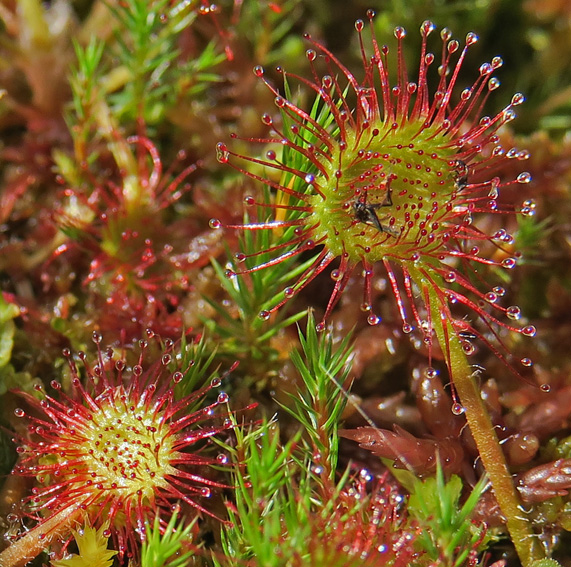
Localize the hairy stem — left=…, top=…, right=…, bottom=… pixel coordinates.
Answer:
left=0, top=503, right=84, bottom=567
left=421, top=278, right=544, bottom=566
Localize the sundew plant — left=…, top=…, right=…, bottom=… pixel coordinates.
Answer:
left=0, top=1, right=570, bottom=567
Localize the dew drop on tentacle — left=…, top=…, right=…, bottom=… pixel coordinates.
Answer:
left=521, top=325, right=536, bottom=337
left=367, top=314, right=381, bottom=325
left=507, top=306, right=522, bottom=321
left=440, top=27, right=452, bottom=42
left=424, top=367, right=438, bottom=379
left=512, top=92, right=525, bottom=105
left=461, top=88, right=472, bottom=101
left=322, top=75, right=333, bottom=89
left=521, top=199, right=536, bottom=216
left=330, top=269, right=343, bottom=281
left=501, top=107, right=515, bottom=122
left=259, top=310, right=271, bottom=321
left=465, top=32, right=478, bottom=45
left=451, top=402, right=465, bottom=416
left=420, top=20, right=435, bottom=37
left=520, top=357, right=533, bottom=367
left=462, top=340, right=476, bottom=355
left=492, top=145, right=504, bottom=158
left=216, top=143, right=229, bottom=163
left=284, top=287, right=295, bottom=298
left=447, top=39, right=460, bottom=54
left=502, top=258, right=517, bottom=269
left=209, top=218, right=221, bottom=229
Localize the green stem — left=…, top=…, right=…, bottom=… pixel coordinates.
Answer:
left=414, top=269, right=544, bottom=566
left=446, top=332, right=543, bottom=565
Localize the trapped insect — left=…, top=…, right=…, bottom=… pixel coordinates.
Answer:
left=352, top=181, right=396, bottom=236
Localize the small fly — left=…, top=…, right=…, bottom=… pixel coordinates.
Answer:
left=353, top=184, right=397, bottom=236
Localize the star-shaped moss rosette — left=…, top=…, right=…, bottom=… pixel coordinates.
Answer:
left=0, top=333, right=237, bottom=567
left=213, top=11, right=545, bottom=565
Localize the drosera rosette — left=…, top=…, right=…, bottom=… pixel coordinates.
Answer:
left=284, top=470, right=422, bottom=567
left=214, top=11, right=546, bottom=566
left=0, top=331, right=239, bottom=567
left=52, top=133, right=219, bottom=342
left=212, top=10, right=537, bottom=361
left=302, top=471, right=421, bottom=567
